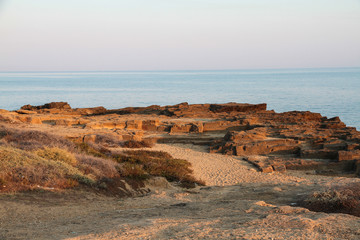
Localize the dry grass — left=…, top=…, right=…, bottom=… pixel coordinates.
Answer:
left=0, top=146, right=95, bottom=192
left=0, top=125, right=75, bottom=151
left=301, top=183, right=360, bottom=217
left=75, top=142, right=111, bottom=159
left=76, top=154, right=120, bottom=179
left=0, top=125, right=203, bottom=193
left=94, top=134, right=122, bottom=147
left=35, top=147, right=78, bottom=166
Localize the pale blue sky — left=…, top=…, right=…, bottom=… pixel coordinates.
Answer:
left=0, top=0, right=359, bottom=71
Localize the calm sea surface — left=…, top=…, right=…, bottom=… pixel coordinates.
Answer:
left=0, top=68, right=359, bottom=129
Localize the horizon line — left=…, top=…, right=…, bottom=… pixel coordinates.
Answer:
left=0, top=66, right=360, bottom=73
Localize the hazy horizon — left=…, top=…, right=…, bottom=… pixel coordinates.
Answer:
left=1, top=0, right=359, bottom=71
left=0, top=66, right=360, bottom=73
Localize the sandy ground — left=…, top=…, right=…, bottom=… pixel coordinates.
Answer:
left=1, top=144, right=360, bottom=240
left=152, top=144, right=306, bottom=186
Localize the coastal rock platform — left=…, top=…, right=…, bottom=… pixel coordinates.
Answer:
left=2, top=101, right=359, bottom=176
left=1, top=102, right=360, bottom=239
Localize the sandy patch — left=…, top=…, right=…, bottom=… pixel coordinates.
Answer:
left=152, top=144, right=306, bottom=186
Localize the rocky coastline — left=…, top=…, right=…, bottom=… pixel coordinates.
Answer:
left=1, top=101, right=359, bottom=177
left=1, top=102, right=360, bottom=239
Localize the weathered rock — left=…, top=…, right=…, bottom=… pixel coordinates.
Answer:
left=126, top=120, right=143, bottom=130
left=189, top=123, right=204, bottom=133
left=300, top=149, right=338, bottom=160
left=272, top=164, right=286, bottom=173
left=21, top=102, right=71, bottom=110
left=142, top=120, right=160, bottom=131
left=322, top=139, right=346, bottom=150
left=346, top=143, right=360, bottom=151
left=202, top=120, right=242, bottom=132
left=120, top=131, right=143, bottom=141
left=356, top=160, right=360, bottom=176
left=261, top=165, right=274, bottom=173
left=235, top=139, right=299, bottom=156
left=338, top=150, right=360, bottom=161
left=4, top=101, right=360, bottom=176
left=15, top=110, right=37, bottom=114
left=74, top=107, right=107, bottom=115
left=0, top=109, right=10, bottom=114
left=321, top=117, right=346, bottom=129
left=54, top=119, right=77, bottom=126
left=210, top=103, right=267, bottom=113
left=170, top=124, right=192, bottom=134
left=225, top=128, right=267, bottom=143
left=15, top=115, right=42, bottom=124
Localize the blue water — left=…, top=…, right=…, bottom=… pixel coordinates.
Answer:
left=0, top=68, right=359, bottom=129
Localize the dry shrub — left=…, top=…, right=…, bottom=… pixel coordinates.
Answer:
left=122, top=139, right=154, bottom=148
left=113, top=150, right=204, bottom=188
left=0, top=146, right=95, bottom=192
left=76, top=154, right=120, bottom=179
left=119, top=163, right=148, bottom=179
left=94, top=134, right=121, bottom=147
left=75, top=142, right=110, bottom=159
left=35, top=147, right=77, bottom=166
left=123, top=150, right=172, bottom=159
left=0, top=126, right=75, bottom=151
left=301, top=183, right=360, bottom=217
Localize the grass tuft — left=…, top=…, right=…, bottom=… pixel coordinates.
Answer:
left=35, top=147, right=77, bottom=166
left=300, top=183, right=360, bottom=217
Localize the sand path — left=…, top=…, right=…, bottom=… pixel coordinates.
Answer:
left=153, top=144, right=305, bottom=186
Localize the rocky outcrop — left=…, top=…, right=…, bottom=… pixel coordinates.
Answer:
left=21, top=102, right=72, bottom=111
left=209, top=103, right=267, bottom=113
left=2, top=101, right=360, bottom=177
left=209, top=108, right=359, bottom=174
left=108, top=102, right=267, bottom=118
left=73, top=107, right=107, bottom=115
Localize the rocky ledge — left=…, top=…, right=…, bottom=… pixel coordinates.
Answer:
left=1, top=101, right=359, bottom=176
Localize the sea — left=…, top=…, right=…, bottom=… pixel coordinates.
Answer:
left=0, top=68, right=359, bottom=129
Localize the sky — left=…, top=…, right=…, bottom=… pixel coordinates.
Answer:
left=0, top=0, right=359, bottom=71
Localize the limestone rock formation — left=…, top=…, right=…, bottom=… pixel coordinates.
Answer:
left=2, top=101, right=360, bottom=177
left=21, top=102, right=71, bottom=111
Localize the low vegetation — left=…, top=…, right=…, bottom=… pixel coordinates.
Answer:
left=300, top=183, right=360, bottom=217
left=0, top=146, right=95, bottom=192
left=122, top=139, right=155, bottom=148
left=0, top=126, right=75, bottom=151
left=35, top=147, right=78, bottom=166
left=0, top=125, right=203, bottom=193
left=114, top=150, right=205, bottom=187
